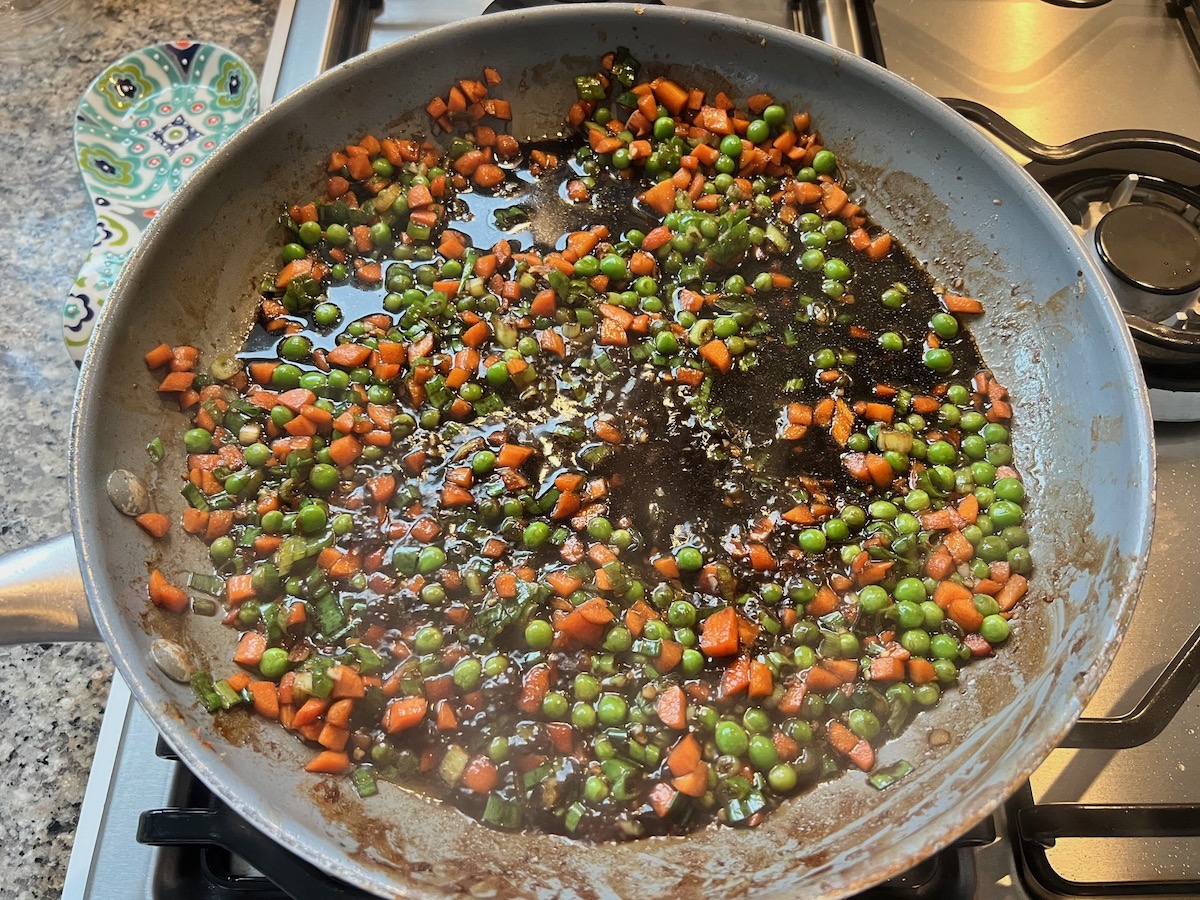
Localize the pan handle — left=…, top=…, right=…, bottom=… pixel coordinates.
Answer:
left=0, top=534, right=98, bottom=644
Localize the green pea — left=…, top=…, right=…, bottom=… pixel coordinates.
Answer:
left=812, top=149, right=837, bottom=174
left=313, top=303, right=341, bottom=327
left=600, top=254, right=627, bottom=280
left=879, top=331, right=904, bottom=351
left=485, top=362, right=509, bottom=386
left=931, top=633, right=960, bottom=660
left=525, top=619, right=554, bottom=649
left=241, top=442, right=269, bottom=468
left=297, top=220, right=322, bottom=246
left=822, top=220, right=848, bottom=242
left=800, top=248, right=827, bottom=272
left=989, top=500, right=1024, bottom=529
left=748, top=734, right=779, bottom=771
left=523, top=521, right=551, bottom=548
left=487, top=736, right=510, bottom=762
left=715, top=720, right=749, bottom=756
left=746, top=119, right=771, bottom=144
left=868, top=500, right=898, bottom=521
left=743, top=707, right=771, bottom=734
left=271, top=364, right=302, bottom=390
left=675, top=546, right=704, bottom=571
left=574, top=673, right=601, bottom=702
left=587, top=516, right=614, bottom=542
left=894, top=578, right=927, bottom=604
left=572, top=701, right=597, bottom=730
left=930, top=312, right=960, bottom=339
left=823, top=257, right=852, bottom=281
left=971, top=461, right=997, bottom=486
left=542, top=691, right=568, bottom=719
left=209, top=535, right=235, bottom=566
left=900, top=628, right=931, bottom=656
left=602, top=626, right=632, bottom=654
left=596, top=694, right=628, bottom=726
left=823, top=518, right=850, bottom=542
left=923, top=347, right=954, bottom=372
left=933, top=658, right=958, bottom=684
left=981, top=614, right=1011, bottom=643
left=653, top=116, right=676, bottom=140
left=1007, top=546, right=1033, bottom=576
left=414, top=626, right=444, bottom=654
left=452, top=658, right=482, bottom=691
left=848, top=708, right=881, bottom=740
left=920, top=600, right=944, bottom=629
left=309, top=463, right=339, bottom=492
left=259, top=647, right=290, bottom=679
left=297, top=504, right=327, bottom=534
left=417, top=545, right=446, bottom=575
left=681, top=648, right=705, bottom=676
left=895, top=600, right=924, bottom=629
left=798, top=528, right=827, bottom=553
left=961, top=434, right=988, bottom=459
left=914, top=682, right=941, bottom=706
left=976, top=535, right=1009, bottom=562
left=995, top=476, right=1025, bottom=503
left=184, top=427, right=213, bottom=453
left=858, top=585, right=890, bottom=613
left=332, top=513, right=353, bottom=536
left=719, top=134, right=743, bottom=157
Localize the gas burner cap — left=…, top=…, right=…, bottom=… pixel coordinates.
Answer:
left=1044, top=171, right=1200, bottom=422
left=1095, top=203, right=1200, bottom=295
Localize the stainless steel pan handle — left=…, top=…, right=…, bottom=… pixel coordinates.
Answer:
left=0, top=534, right=97, bottom=643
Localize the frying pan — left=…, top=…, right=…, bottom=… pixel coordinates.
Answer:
left=0, top=6, right=1154, bottom=897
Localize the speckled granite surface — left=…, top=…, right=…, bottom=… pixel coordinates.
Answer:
left=0, top=2, right=276, bottom=896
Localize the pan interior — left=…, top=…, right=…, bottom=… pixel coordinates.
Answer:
left=69, top=6, right=1153, bottom=898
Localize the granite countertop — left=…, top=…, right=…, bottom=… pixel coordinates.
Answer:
left=0, top=2, right=276, bottom=895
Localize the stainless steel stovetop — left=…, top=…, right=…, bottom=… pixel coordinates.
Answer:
left=64, top=2, right=1200, bottom=897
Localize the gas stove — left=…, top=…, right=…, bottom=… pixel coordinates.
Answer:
left=63, top=2, right=1200, bottom=897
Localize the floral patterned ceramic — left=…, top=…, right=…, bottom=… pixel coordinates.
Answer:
left=65, top=41, right=259, bottom=362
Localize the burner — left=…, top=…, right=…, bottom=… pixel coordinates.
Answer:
left=1046, top=171, right=1200, bottom=357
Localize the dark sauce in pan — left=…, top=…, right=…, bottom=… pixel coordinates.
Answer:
left=189, top=80, right=1024, bottom=841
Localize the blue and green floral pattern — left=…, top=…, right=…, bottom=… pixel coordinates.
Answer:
left=66, top=41, right=259, bottom=362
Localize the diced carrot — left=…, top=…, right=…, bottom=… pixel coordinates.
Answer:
left=144, top=343, right=174, bottom=369
left=699, top=606, right=740, bottom=657
left=305, top=751, right=350, bottom=775
left=667, top=732, right=702, bottom=777
left=868, top=656, right=906, bottom=683
left=656, top=684, right=687, bottom=730
left=671, top=761, right=709, bottom=798
left=777, top=674, right=808, bottom=715
left=327, top=435, right=362, bottom=466
left=134, top=512, right=171, bottom=539
left=157, top=371, right=195, bottom=393
left=933, top=579, right=973, bottom=610
left=326, top=343, right=373, bottom=368
left=275, top=258, right=314, bottom=289
left=249, top=681, right=280, bottom=719
left=517, top=663, right=551, bottom=714
left=908, top=657, right=938, bottom=684
left=949, top=594, right=986, bottom=633
left=806, top=584, right=839, bottom=617
left=943, top=293, right=985, bottom=314
left=996, top=573, right=1029, bottom=611
left=640, top=178, right=678, bottom=216
left=496, top=443, right=534, bottom=468
left=461, top=755, right=500, bottom=793
left=148, top=569, right=189, bottom=613
left=698, top=339, right=732, bottom=374
left=292, top=697, right=330, bottom=728
left=383, top=696, right=428, bottom=733
left=233, top=631, right=268, bottom=667
left=649, top=782, right=680, bottom=818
